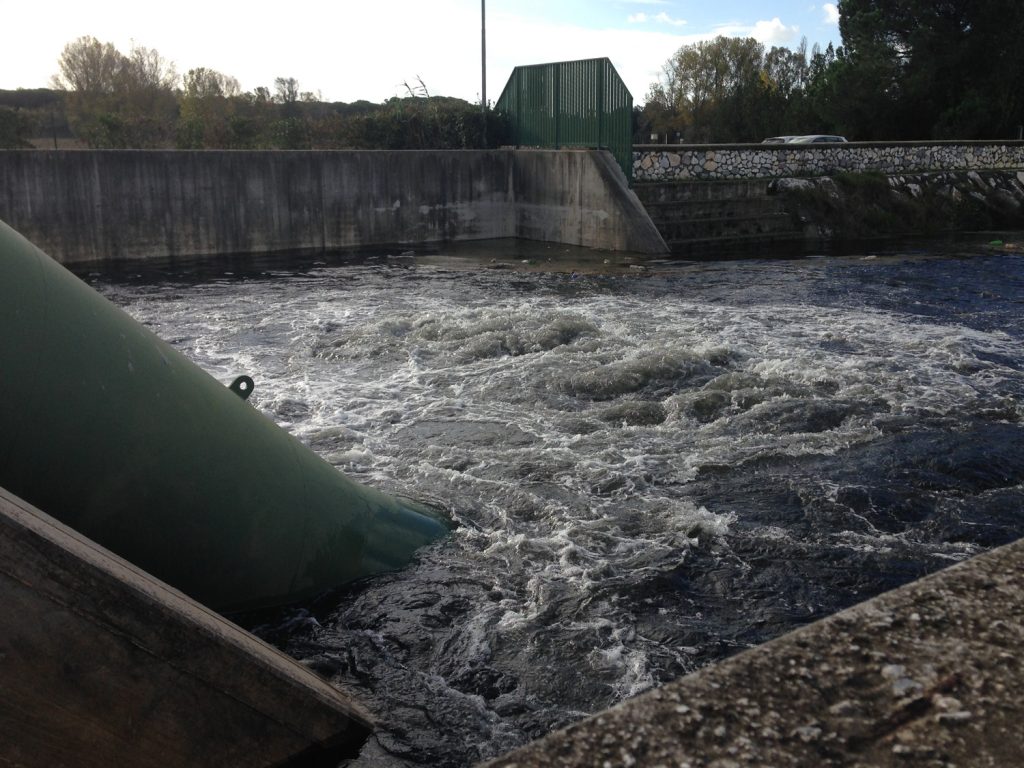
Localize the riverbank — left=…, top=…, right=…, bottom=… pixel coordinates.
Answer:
left=632, top=170, right=1024, bottom=257
left=774, top=170, right=1024, bottom=243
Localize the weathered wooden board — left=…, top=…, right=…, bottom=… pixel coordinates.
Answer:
left=0, top=486, right=372, bottom=767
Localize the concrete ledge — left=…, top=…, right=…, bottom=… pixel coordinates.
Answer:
left=0, top=485, right=371, bottom=767
left=483, top=538, right=1024, bottom=767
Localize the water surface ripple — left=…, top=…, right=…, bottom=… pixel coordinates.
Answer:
left=90, top=244, right=1024, bottom=766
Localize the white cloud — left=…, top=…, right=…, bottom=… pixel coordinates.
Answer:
left=3, top=0, right=816, bottom=107
left=752, top=17, right=800, bottom=43
left=629, top=10, right=686, bottom=26
left=654, top=12, right=687, bottom=27
left=823, top=3, right=840, bottom=25
left=712, top=16, right=801, bottom=45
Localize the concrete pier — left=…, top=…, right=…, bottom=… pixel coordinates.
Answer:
left=0, top=485, right=372, bottom=767
left=484, top=537, right=1024, bottom=767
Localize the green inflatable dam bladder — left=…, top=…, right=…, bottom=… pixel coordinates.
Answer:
left=0, top=219, right=452, bottom=612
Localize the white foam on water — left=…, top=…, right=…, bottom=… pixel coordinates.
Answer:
left=91, top=255, right=1024, bottom=765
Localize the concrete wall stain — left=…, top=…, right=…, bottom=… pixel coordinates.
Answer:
left=0, top=149, right=667, bottom=264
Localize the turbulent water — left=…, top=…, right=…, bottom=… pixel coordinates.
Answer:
left=88, top=240, right=1024, bottom=766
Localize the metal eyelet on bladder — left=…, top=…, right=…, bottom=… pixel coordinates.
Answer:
left=228, top=375, right=255, bottom=400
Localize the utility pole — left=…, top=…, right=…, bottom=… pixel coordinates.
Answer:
left=481, top=0, right=487, bottom=146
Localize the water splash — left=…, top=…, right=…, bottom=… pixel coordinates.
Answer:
left=90, top=246, right=1024, bottom=766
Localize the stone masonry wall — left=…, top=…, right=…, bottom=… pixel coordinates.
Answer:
left=633, top=142, right=1024, bottom=182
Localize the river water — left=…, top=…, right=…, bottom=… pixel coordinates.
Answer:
left=86, top=239, right=1024, bottom=766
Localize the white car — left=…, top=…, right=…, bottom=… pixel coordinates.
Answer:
left=788, top=134, right=848, bottom=143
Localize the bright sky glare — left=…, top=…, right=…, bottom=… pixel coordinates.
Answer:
left=2, top=1, right=842, bottom=105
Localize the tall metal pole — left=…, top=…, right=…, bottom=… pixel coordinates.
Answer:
left=481, top=0, right=487, bottom=111
left=481, top=0, right=487, bottom=145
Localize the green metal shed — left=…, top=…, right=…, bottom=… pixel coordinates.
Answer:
left=495, top=57, right=634, bottom=181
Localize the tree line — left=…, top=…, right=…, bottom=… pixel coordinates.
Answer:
left=0, top=36, right=504, bottom=150
left=640, top=0, right=1024, bottom=142
left=5, top=2, right=1023, bottom=151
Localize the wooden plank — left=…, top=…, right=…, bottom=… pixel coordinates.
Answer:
left=0, top=486, right=372, bottom=767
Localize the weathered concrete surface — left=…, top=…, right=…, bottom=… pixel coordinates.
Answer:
left=483, top=538, right=1024, bottom=768
left=0, top=149, right=667, bottom=263
left=635, top=170, right=1024, bottom=254
left=0, top=485, right=372, bottom=767
left=514, top=150, right=667, bottom=255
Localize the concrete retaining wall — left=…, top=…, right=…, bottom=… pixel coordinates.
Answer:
left=634, top=141, right=1024, bottom=182
left=514, top=149, right=666, bottom=253
left=0, top=149, right=667, bottom=264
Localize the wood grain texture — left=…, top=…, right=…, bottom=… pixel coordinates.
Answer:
left=0, top=486, right=371, bottom=768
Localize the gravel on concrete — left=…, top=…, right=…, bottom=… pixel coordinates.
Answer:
left=482, top=537, right=1024, bottom=767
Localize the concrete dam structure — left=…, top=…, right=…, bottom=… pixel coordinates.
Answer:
left=0, top=148, right=667, bottom=264
left=3, top=146, right=1024, bottom=765
left=4, top=144, right=1021, bottom=265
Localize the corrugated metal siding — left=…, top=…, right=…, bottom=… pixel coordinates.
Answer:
left=496, top=58, right=633, bottom=181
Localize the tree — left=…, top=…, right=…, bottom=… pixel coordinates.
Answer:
left=0, top=107, right=33, bottom=148
left=836, top=0, right=1024, bottom=138
left=646, top=36, right=780, bottom=142
left=51, top=37, right=125, bottom=145
left=51, top=36, right=122, bottom=93
left=178, top=67, right=242, bottom=148
left=182, top=67, right=241, bottom=100
left=123, top=44, right=178, bottom=92
left=51, top=37, right=178, bottom=147
left=0, top=89, right=69, bottom=147
left=45, top=38, right=502, bottom=150
left=116, top=43, right=179, bottom=146
left=764, top=40, right=810, bottom=98
left=274, top=77, right=300, bottom=104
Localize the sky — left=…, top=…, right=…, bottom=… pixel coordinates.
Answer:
left=1, top=1, right=842, bottom=105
